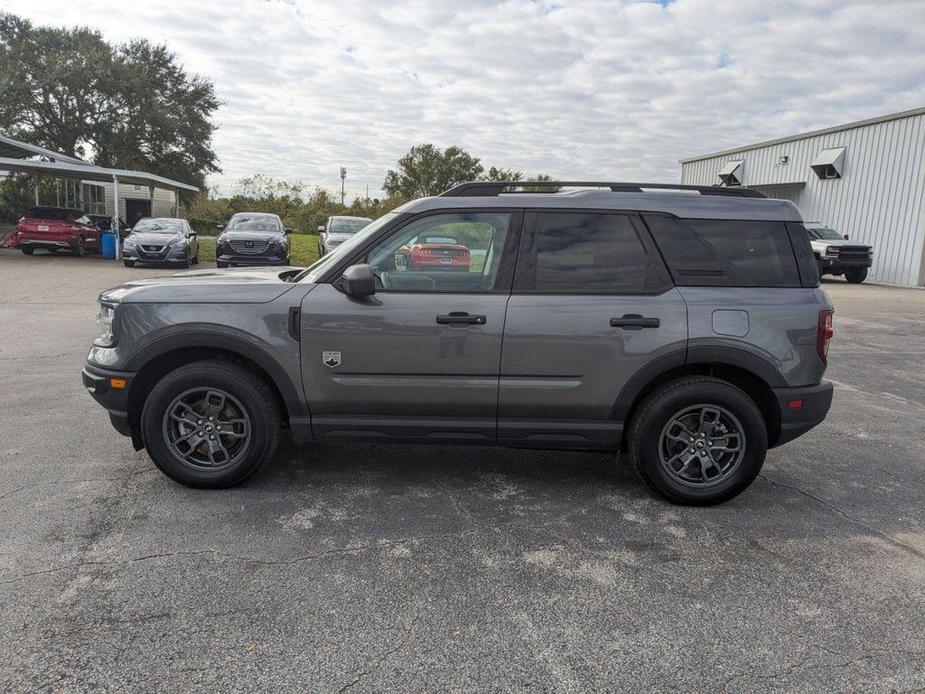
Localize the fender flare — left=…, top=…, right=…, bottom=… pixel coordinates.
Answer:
left=123, top=325, right=307, bottom=417
left=611, top=346, right=785, bottom=421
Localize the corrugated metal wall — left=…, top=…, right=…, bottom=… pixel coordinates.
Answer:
left=102, top=184, right=180, bottom=218
left=681, top=112, right=925, bottom=286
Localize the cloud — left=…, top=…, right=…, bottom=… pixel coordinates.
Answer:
left=6, top=0, right=925, bottom=199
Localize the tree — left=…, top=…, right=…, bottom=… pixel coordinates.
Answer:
left=0, top=12, right=220, bottom=197
left=482, top=166, right=523, bottom=182
left=382, top=144, right=484, bottom=198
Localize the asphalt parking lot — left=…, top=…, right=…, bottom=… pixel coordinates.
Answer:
left=1, top=248, right=923, bottom=692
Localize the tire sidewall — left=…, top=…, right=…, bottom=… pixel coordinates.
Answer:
left=142, top=365, right=277, bottom=487
left=631, top=381, right=768, bottom=505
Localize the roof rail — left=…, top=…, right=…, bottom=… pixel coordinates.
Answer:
left=440, top=181, right=766, bottom=198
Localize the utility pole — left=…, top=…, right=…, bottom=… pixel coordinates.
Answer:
left=339, top=167, right=347, bottom=206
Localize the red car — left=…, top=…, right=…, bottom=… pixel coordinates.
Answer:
left=12, top=207, right=100, bottom=256
left=399, top=235, right=471, bottom=271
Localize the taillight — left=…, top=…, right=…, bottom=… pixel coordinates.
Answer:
left=817, top=309, right=834, bottom=365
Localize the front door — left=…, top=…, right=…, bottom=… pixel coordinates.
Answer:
left=498, top=211, right=688, bottom=449
left=125, top=199, right=151, bottom=228
left=301, top=210, right=522, bottom=442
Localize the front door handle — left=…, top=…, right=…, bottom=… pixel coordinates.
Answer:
left=610, top=314, right=660, bottom=330
left=436, top=312, right=487, bottom=325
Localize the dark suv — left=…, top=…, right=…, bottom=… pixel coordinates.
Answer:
left=215, top=212, right=291, bottom=267
left=82, top=182, right=833, bottom=505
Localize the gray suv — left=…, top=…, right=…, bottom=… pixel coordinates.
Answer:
left=82, top=182, right=834, bottom=505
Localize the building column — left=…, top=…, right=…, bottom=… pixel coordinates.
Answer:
left=112, top=175, right=121, bottom=260
left=148, top=186, right=156, bottom=216
left=34, top=177, right=40, bottom=205
left=174, top=189, right=180, bottom=217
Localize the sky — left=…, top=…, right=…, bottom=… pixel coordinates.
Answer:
left=6, top=0, right=925, bottom=200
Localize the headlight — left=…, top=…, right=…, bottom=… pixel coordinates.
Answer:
left=825, top=246, right=839, bottom=257
left=123, top=236, right=136, bottom=249
left=95, top=303, right=117, bottom=347
left=217, top=234, right=227, bottom=244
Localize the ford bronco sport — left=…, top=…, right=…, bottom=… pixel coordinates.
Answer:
left=82, top=182, right=834, bottom=505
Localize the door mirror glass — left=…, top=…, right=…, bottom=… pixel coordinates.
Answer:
left=285, top=227, right=293, bottom=234
left=340, top=264, right=376, bottom=297
left=317, top=225, right=326, bottom=233
left=217, top=224, right=225, bottom=230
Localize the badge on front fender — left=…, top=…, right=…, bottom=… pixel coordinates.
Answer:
left=322, top=351, right=341, bottom=368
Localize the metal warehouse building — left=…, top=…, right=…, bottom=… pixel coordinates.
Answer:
left=679, top=107, right=925, bottom=286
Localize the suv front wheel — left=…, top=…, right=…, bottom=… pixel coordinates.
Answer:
left=141, top=360, right=280, bottom=488
left=627, top=377, right=768, bottom=506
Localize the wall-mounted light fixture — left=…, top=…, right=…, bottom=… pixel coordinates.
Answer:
left=779, top=155, right=789, bottom=165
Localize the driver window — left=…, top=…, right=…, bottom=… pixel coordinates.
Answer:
left=365, top=212, right=512, bottom=292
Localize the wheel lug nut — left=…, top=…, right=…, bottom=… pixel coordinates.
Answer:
left=689, top=448, right=695, bottom=453
left=197, top=420, right=203, bottom=425
left=209, top=435, right=214, bottom=440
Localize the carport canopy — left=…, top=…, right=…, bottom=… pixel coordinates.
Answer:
left=0, top=139, right=199, bottom=259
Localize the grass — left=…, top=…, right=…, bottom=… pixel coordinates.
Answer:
left=197, top=233, right=320, bottom=266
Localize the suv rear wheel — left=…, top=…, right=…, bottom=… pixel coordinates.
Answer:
left=627, top=376, right=767, bottom=505
left=21, top=246, right=33, bottom=255
left=141, top=360, right=280, bottom=488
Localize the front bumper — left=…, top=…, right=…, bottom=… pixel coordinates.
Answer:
left=819, top=256, right=872, bottom=273
left=123, top=246, right=188, bottom=264
left=82, top=363, right=136, bottom=437
left=217, top=252, right=290, bottom=266
left=771, top=381, right=833, bottom=447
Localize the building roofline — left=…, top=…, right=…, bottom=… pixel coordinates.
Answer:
left=679, top=105, right=925, bottom=164
left=0, top=156, right=199, bottom=192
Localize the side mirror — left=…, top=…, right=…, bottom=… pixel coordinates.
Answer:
left=217, top=224, right=225, bottom=230
left=284, top=227, right=293, bottom=234
left=187, top=231, right=196, bottom=238
left=843, top=234, right=849, bottom=240
left=317, top=225, right=325, bottom=233
left=339, top=264, right=376, bottom=297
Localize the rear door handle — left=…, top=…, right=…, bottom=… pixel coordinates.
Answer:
left=610, top=314, right=660, bottom=330
left=436, top=311, right=487, bottom=325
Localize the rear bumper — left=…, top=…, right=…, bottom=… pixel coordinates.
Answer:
left=82, top=363, right=136, bottom=437
left=14, top=236, right=75, bottom=249
left=771, top=381, right=833, bottom=447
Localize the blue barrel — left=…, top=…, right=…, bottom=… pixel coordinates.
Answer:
left=100, top=232, right=116, bottom=259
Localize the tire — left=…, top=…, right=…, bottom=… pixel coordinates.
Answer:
left=627, top=376, right=768, bottom=506
left=845, top=267, right=867, bottom=284
left=192, top=255, right=200, bottom=265
left=21, top=246, right=34, bottom=255
left=123, top=260, right=135, bottom=268
left=73, top=236, right=86, bottom=257
left=183, top=251, right=191, bottom=269
left=141, top=360, right=280, bottom=488
left=216, top=260, right=228, bottom=269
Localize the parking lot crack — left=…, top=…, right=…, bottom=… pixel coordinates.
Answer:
left=337, top=612, right=419, bottom=693
left=760, top=474, right=925, bottom=561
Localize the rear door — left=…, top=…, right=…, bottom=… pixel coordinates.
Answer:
left=498, top=210, right=688, bottom=449
left=300, top=209, right=522, bottom=442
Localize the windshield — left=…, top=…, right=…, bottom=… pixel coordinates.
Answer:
left=329, top=218, right=371, bottom=234
left=809, top=226, right=843, bottom=241
left=295, top=213, right=399, bottom=283
left=132, top=219, right=183, bottom=234
left=227, top=215, right=281, bottom=232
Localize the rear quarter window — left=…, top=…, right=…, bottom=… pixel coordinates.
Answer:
left=643, top=215, right=801, bottom=288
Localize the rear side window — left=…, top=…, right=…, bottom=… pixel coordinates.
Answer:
left=643, top=215, right=801, bottom=287
left=523, top=212, right=664, bottom=293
